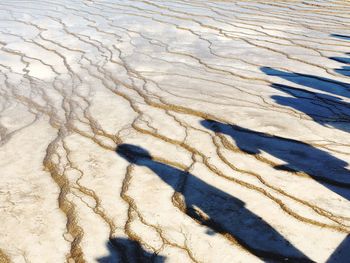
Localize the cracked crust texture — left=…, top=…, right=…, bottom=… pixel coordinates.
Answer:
left=0, top=0, right=349, bottom=262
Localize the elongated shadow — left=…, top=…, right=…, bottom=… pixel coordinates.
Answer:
left=270, top=83, right=350, bottom=133
left=116, top=144, right=312, bottom=262
left=261, top=34, right=350, bottom=132
left=335, top=66, right=350, bottom=77
left=331, top=33, right=350, bottom=78
left=97, top=237, right=166, bottom=263
left=261, top=67, right=350, bottom=99
left=326, top=234, right=350, bottom=263
left=330, top=56, right=350, bottom=65
left=331, top=55, right=350, bottom=77
left=200, top=120, right=350, bottom=201
left=331, top=34, right=350, bottom=41
left=261, top=67, right=350, bottom=133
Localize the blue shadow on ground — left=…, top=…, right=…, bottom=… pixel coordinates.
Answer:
left=116, top=143, right=313, bottom=262
left=260, top=66, right=350, bottom=133
left=326, top=235, right=350, bottom=263
left=97, top=237, right=166, bottom=263
left=200, top=119, right=350, bottom=201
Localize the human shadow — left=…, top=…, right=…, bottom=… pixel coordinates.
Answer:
left=330, top=34, right=350, bottom=41
left=331, top=55, right=350, bottom=77
left=326, top=234, right=350, bottom=263
left=200, top=120, right=350, bottom=201
left=261, top=67, right=350, bottom=133
left=330, top=56, right=350, bottom=65
left=260, top=34, right=350, bottom=101
left=330, top=34, right=350, bottom=78
left=269, top=83, right=350, bottom=133
left=116, top=144, right=313, bottom=262
left=261, top=67, right=350, bottom=99
left=97, top=237, right=166, bottom=263
left=335, top=66, right=350, bottom=77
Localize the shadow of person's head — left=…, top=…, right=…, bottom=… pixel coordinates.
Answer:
left=97, top=237, right=166, bottom=262
left=116, top=143, right=152, bottom=164
left=200, top=119, right=222, bottom=132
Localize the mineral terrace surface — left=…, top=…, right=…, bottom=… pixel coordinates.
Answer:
left=0, top=0, right=349, bottom=262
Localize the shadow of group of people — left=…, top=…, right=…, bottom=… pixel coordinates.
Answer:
left=115, top=142, right=311, bottom=262
left=113, top=117, right=349, bottom=262
left=260, top=34, right=350, bottom=133
left=100, top=34, right=349, bottom=262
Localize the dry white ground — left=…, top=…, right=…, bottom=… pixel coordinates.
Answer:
left=0, top=0, right=350, bottom=262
